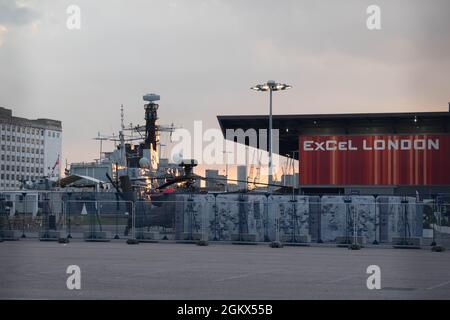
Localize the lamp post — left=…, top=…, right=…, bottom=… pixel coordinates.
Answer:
left=222, top=151, right=232, bottom=192
left=251, top=80, right=291, bottom=193
left=287, top=151, right=299, bottom=198
left=252, top=81, right=291, bottom=248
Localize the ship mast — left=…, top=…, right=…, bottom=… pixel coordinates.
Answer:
left=119, top=104, right=126, bottom=166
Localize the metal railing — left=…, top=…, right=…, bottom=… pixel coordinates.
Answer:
left=0, top=193, right=449, bottom=247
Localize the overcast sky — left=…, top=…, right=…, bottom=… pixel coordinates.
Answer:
left=1, top=0, right=449, bottom=166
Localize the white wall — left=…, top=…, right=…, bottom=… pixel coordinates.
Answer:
left=44, top=129, right=62, bottom=180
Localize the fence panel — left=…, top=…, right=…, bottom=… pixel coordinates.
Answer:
left=1, top=192, right=449, bottom=247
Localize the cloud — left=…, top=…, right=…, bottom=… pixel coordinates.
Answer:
left=0, top=25, right=7, bottom=46
left=0, top=0, right=38, bottom=26
left=1, top=0, right=449, bottom=163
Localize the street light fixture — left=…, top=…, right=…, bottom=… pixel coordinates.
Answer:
left=251, top=80, right=291, bottom=193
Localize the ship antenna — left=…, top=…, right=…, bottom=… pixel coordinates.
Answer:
left=120, top=104, right=125, bottom=131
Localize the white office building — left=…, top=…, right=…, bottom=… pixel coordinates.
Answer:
left=0, top=107, right=62, bottom=190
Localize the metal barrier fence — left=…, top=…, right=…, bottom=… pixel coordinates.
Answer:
left=0, top=194, right=449, bottom=247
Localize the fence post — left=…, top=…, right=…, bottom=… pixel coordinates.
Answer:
left=114, top=209, right=120, bottom=240
left=347, top=197, right=361, bottom=250
left=127, top=201, right=139, bottom=245
left=66, top=193, right=72, bottom=239
left=431, top=196, right=437, bottom=246
left=290, top=198, right=297, bottom=243
left=264, top=195, right=270, bottom=242
left=132, top=200, right=136, bottom=239
left=317, top=198, right=323, bottom=243
left=270, top=196, right=283, bottom=248
left=0, top=195, right=4, bottom=242
left=213, top=196, right=219, bottom=241
left=373, top=198, right=379, bottom=245
left=344, top=197, right=352, bottom=245
left=21, top=192, right=27, bottom=238
left=401, top=198, right=409, bottom=245
left=197, top=201, right=209, bottom=246
left=431, top=196, right=446, bottom=252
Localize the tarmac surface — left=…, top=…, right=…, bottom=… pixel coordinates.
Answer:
left=1, top=240, right=449, bottom=300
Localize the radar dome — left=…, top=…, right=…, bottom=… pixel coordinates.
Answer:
left=171, top=151, right=183, bottom=164
left=139, top=157, right=150, bottom=168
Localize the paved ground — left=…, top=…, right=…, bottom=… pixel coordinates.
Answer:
left=0, top=240, right=449, bottom=300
